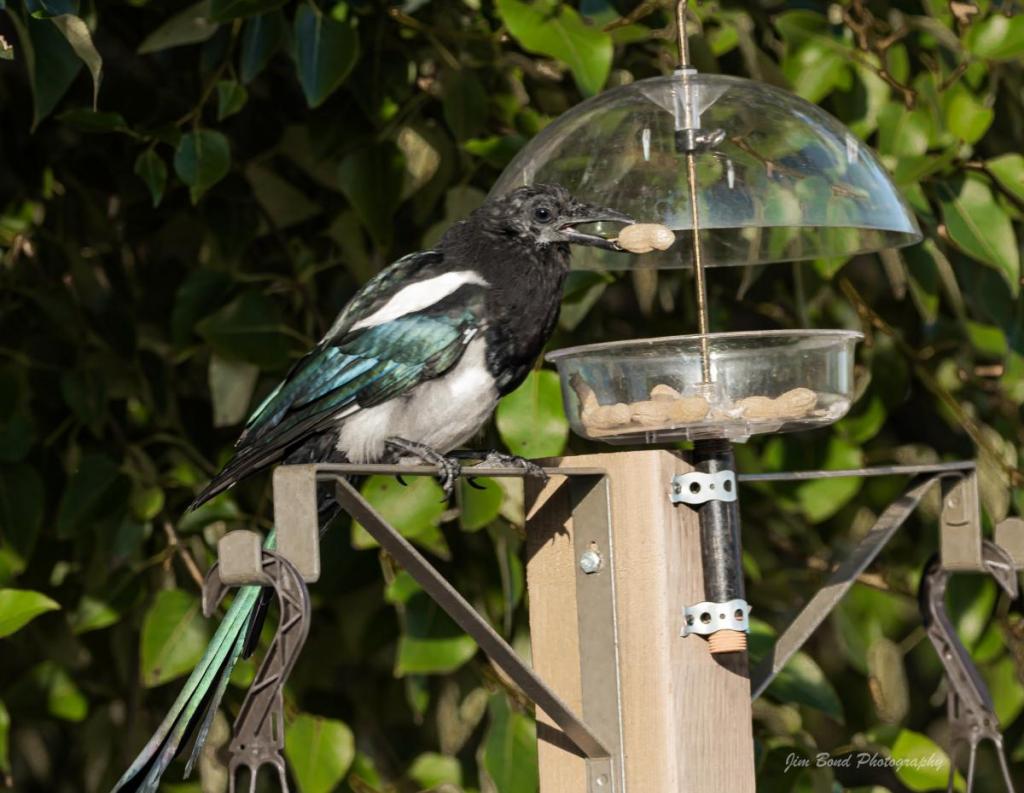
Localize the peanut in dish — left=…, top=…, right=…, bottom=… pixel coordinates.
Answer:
left=570, top=376, right=819, bottom=436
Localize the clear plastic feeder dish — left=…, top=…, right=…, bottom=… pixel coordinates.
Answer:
left=546, top=330, right=862, bottom=444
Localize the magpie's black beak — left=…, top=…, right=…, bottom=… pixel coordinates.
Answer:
left=559, top=201, right=634, bottom=251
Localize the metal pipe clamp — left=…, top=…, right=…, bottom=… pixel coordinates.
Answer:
left=670, top=470, right=738, bottom=505
left=681, top=598, right=751, bottom=636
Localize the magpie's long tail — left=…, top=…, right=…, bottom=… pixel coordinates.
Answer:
left=112, top=480, right=345, bottom=793
left=111, top=568, right=266, bottom=793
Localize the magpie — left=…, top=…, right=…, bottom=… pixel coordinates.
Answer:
left=112, top=183, right=630, bottom=792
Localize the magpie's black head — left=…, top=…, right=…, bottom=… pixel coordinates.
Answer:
left=468, top=184, right=633, bottom=251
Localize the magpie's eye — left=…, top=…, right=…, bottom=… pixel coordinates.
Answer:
left=533, top=206, right=554, bottom=223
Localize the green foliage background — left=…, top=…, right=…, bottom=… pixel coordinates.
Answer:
left=1, top=0, right=1023, bottom=791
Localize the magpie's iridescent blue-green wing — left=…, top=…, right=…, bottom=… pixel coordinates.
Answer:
left=190, top=254, right=485, bottom=506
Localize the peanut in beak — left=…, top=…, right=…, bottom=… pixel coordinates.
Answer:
left=613, top=223, right=676, bottom=254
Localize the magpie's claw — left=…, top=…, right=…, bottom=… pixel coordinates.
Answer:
left=480, top=451, right=549, bottom=482
left=436, top=456, right=462, bottom=502
left=466, top=476, right=488, bottom=491
left=384, top=437, right=462, bottom=501
left=396, top=475, right=408, bottom=486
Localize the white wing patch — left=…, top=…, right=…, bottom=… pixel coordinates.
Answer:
left=349, top=271, right=489, bottom=332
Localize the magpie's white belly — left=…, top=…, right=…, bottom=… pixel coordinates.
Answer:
left=335, top=337, right=499, bottom=463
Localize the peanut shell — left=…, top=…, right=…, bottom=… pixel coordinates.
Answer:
left=650, top=383, right=681, bottom=401
left=630, top=400, right=671, bottom=425
left=616, top=223, right=675, bottom=254
left=668, top=396, right=710, bottom=422
left=775, top=387, right=817, bottom=417
left=585, top=402, right=632, bottom=429
left=737, top=395, right=777, bottom=420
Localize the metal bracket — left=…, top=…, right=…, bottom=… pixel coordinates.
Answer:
left=280, top=464, right=615, bottom=765
left=995, top=518, right=1024, bottom=569
left=941, top=472, right=983, bottom=571
left=681, top=598, right=750, bottom=636
left=204, top=535, right=311, bottom=793
left=751, top=472, right=955, bottom=699
left=670, top=470, right=737, bottom=505
left=571, top=476, right=626, bottom=793
left=270, top=463, right=624, bottom=791
left=921, top=540, right=1018, bottom=792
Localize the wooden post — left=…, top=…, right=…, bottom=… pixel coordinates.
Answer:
left=525, top=449, right=756, bottom=793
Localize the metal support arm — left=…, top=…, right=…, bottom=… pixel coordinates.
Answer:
left=274, top=464, right=614, bottom=762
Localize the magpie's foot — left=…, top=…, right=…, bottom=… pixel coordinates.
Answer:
left=454, top=450, right=549, bottom=482
left=385, top=438, right=462, bottom=500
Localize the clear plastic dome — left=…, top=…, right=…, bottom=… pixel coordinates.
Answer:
left=493, top=73, right=921, bottom=269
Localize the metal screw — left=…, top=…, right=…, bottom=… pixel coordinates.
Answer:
left=579, top=549, right=602, bottom=574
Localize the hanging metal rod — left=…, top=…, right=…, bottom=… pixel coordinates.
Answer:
left=673, top=0, right=713, bottom=383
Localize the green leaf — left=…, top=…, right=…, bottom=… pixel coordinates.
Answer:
left=351, top=475, right=447, bottom=553
left=944, top=87, right=994, bottom=144
left=61, top=369, right=106, bottom=425
left=748, top=619, right=844, bottom=722
left=890, top=729, right=959, bottom=792
left=51, top=14, right=102, bottom=109
left=56, top=452, right=128, bottom=538
left=134, top=148, right=167, bottom=207
left=987, top=153, right=1024, bottom=204
left=481, top=694, right=538, bottom=793
left=495, top=370, right=568, bottom=459
left=496, top=0, right=612, bottom=96
left=463, top=134, right=525, bottom=169
left=876, top=103, right=932, bottom=157
left=0, top=588, right=60, bottom=637
left=137, top=0, right=219, bottom=54
left=460, top=476, right=503, bottom=532
left=196, top=291, right=290, bottom=369
left=9, top=12, right=84, bottom=129
left=836, top=393, right=886, bottom=445
left=24, top=0, right=77, bottom=18
left=782, top=41, right=851, bottom=103
left=173, top=129, right=231, bottom=203
left=177, top=492, right=241, bottom=534
left=293, top=1, right=359, bottom=108
left=0, top=463, right=44, bottom=560
left=937, top=176, right=1020, bottom=295
left=58, top=109, right=127, bottom=132
left=140, top=589, right=212, bottom=687
left=240, top=10, right=284, bottom=83
left=30, top=661, right=87, bottom=722
left=983, top=654, right=1024, bottom=726
left=71, top=595, right=120, bottom=634
left=795, top=438, right=863, bottom=522
left=408, top=752, right=462, bottom=788
left=0, top=701, right=9, bottom=775
left=208, top=354, right=259, bottom=427
left=171, top=268, right=234, bottom=345
left=384, top=570, right=422, bottom=604
left=965, top=13, right=1024, bottom=61
left=130, top=484, right=165, bottom=521
left=833, top=584, right=917, bottom=674
left=215, top=79, right=247, bottom=120
left=284, top=714, right=355, bottom=793
left=337, top=141, right=405, bottom=248
left=245, top=162, right=321, bottom=229
left=397, top=593, right=477, bottom=675
left=442, top=68, right=488, bottom=141
left=866, top=637, right=909, bottom=724
left=209, top=0, right=285, bottom=22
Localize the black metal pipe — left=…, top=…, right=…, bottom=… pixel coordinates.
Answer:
left=692, top=438, right=745, bottom=605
